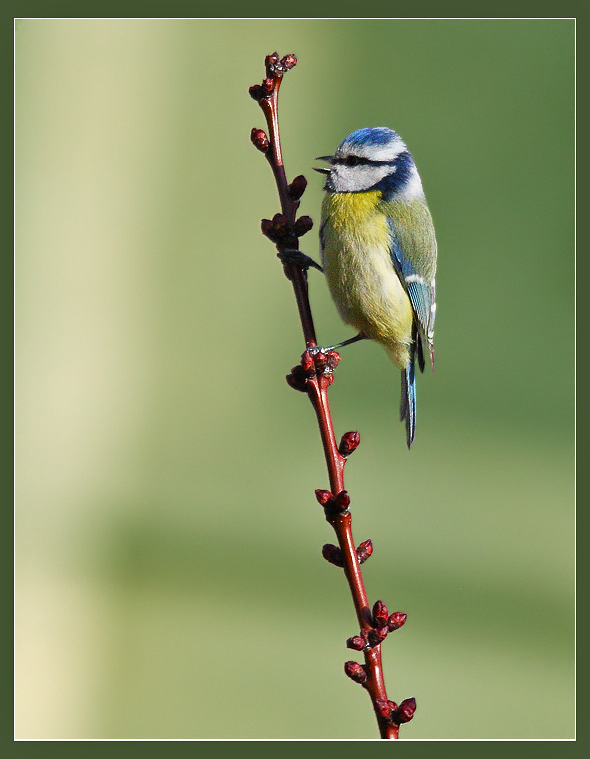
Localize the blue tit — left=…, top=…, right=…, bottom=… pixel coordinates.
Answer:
left=315, top=127, right=437, bottom=449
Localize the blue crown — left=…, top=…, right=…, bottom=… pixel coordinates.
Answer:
left=340, top=127, right=400, bottom=150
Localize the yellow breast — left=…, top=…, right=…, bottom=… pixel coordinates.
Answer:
left=321, top=192, right=414, bottom=368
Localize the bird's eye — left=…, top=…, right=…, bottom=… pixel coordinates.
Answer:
left=345, top=156, right=360, bottom=167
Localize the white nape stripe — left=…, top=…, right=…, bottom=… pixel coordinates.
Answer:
left=345, top=139, right=406, bottom=163
left=402, top=167, right=425, bottom=200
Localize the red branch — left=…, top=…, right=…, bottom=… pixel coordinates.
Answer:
left=249, top=53, right=415, bottom=740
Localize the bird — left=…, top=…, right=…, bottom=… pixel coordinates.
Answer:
left=314, top=127, right=437, bottom=449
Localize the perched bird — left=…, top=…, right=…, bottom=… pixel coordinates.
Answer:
left=315, top=127, right=437, bottom=448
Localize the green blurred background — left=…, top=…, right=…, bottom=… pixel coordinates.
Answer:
left=15, top=20, right=574, bottom=739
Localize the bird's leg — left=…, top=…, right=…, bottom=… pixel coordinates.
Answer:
left=278, top=248, right=323, bottom=272
left=309, top=333, right=367, bottom=355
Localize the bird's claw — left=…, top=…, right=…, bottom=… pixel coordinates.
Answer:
left=308, top=345, right=336, bottom=356
left=308, top=334, right=366, bottom=356
left=278, top=248, right=323, bottom=272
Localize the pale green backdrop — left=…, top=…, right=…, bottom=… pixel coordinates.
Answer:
left=15, top=19, right=574, bottom=739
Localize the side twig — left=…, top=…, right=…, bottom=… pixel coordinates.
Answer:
left=249, top=52, right=416, bottom=740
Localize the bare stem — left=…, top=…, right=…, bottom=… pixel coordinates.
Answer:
left=250, top=53, right=414, bottom=740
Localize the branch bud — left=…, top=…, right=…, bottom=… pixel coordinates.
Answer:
left=315, top=489, right=333, bottom=506
left=301, top=350, right=315, bottom=372
left=260, top=218, right=273, bottom=234
left=392, top=697, right=416, bottom=724
left=344, top=661, right=368, bottom=685
left=288, top=175, right=307, bottom=200
left=356, top=539, right=373, bottom=564
left=375, top=698, right=392, bottom=718
left=346, top=636, right=366, bottom=651
left=322, top=543, right=344, bottom=567
left=261, top=218, right=280, bottom=243
left=265, top=52, right=297, bottom=76
left=325, top=351, right=340, bottom=371
left=312, top=351, right=327, bottom=371
left=367, top=626, right=389, bottom=647
left=250, top=128, right=269, bottom=153
left=339, top=431, right=360, bottom=457
left=265, top=52, right=280, bottom=73
left=372, top=600, right=389, bottom=628
left=280, top=53, right=297, bottom=70
left=271, top=213, right=289, bottom=237
left=248, top=84, right=265, bottom=101
left=294, top=215, right=313, bottom=236
left=286, top=365, right=308, bottom=392
left=387, top=612, right=407, bottom=631
left=333, top=490, right=351, bottom=512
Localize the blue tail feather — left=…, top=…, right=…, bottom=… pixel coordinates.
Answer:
left=400, top=347, right=417, bottom=449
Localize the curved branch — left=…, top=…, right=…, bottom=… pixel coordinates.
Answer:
left=249, top=52, right=415, bottom=740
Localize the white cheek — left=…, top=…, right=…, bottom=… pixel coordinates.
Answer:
left=332, top=164, right=393, bottom=192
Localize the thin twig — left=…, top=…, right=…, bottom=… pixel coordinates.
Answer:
left=249, top=52, right=415, bottom=740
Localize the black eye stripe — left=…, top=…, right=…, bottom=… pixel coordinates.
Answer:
left=333, top=152, right=411, bottom=168
left=333, top=157, right=391, bottom=167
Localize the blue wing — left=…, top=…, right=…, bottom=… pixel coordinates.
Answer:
left=386, top=214, right=436, bottom=368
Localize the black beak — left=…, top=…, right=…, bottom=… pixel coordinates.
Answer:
left=314, top=155, right=332, bottom=175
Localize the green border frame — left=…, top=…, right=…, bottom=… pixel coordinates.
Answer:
left=8, top=4, right=581, bottom=756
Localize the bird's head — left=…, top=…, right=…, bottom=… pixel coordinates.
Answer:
left=315, top=127, right=423, bottom=199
